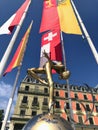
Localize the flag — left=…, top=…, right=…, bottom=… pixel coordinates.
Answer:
left=40, top=30, right=62, bottom=68
left=57, top=0, right=82, bottom=34
left=40, top=0, right=82, bottom=35
left=3, top=21, right=33, bottom=76
left=0, top=0, right=30, bottom=35
left=39, top=0, right=60, bottom=33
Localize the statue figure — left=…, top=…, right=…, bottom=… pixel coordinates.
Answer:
left=23, top=52, right=74, bottom=130
left=27, top=52, right=70, bottom=112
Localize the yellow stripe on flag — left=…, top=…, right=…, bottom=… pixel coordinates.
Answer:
left=57, top=0, right=82, bottom=35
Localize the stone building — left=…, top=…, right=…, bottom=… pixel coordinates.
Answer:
left=10, top=75, right=98, bottom=130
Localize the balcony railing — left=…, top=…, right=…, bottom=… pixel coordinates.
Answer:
left=20, top=101, right=28, bottom=108
left=18, top=88, right=49, bottom=95
left=31, top=102, right=40, bottom=109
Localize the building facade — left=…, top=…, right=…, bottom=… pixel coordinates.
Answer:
left=10, top=75, right=98, bottom=130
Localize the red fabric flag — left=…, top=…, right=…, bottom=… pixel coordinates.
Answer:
left=39, top=0, right=60, bottom=33
left=0, top=0, right=30, bottom=35
left=40, top=30, right=62, bottom=70
left=3, top=21, right=33, bottom=76
left=39, top=0, right=82, bottom=35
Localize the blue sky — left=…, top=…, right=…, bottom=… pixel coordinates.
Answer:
left=0, top=0, right=98, bottom=116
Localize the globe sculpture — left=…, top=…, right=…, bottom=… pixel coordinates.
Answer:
left=22, top=113, right=73, bottom=130
left=22, top=52, right=72, bottom=130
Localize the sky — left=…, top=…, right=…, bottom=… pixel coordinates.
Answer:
left=0, top=0, right=98, bottom=118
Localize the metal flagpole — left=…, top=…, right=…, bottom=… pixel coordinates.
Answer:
left=1, top=21, right=33, bottom=130
left=60, top=32, right=75, bottom=130
left=1, top=66, right=21, bottom=130
left=71, top=0, right=98, bottom=64
left=0, top=0, right=31, bottom=78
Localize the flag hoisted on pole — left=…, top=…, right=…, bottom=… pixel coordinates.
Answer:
left=39, top=1, right=78, bottom=129
left=57, top=0, right=82, bottom=34
left=39, top=0, right=60, bottom=33
left=1, top=21, right=33, bottom=130
left=39, top=0, right=82, bottom=35
left=3, top=20, right=33, bottom=76
left=0, top=0, right=31, bottom=35
left=40, top=30, right=62, bottom=68
left=0, top=0, right=31, bottom=78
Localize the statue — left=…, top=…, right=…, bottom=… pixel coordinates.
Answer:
left=27, top=52, right=70, bottom=111
left=23, top=52, right=73, bottom=130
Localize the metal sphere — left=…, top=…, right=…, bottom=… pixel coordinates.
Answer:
left=22, top=113, right=73, bottom=130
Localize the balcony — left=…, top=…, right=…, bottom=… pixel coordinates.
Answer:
left=42, top=102, right=48, bottom=110
left=18, top=88, right=49, bottom=96
left=20, top=101, right=28, bottom=108
left=31, top=102, right=40, bottom=109
left=54, top=108, right=61, bottom=113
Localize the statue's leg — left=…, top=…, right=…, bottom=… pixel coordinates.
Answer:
left=45, top=62, right=54, bottom=113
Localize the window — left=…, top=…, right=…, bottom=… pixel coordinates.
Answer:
left=32, top=111, right=37, bottom=116
left=55, top=91, right=59, bottom=96
left=64, top=85, right=67, bottom=89
left=78, top=116, right=83, bottom=124
left=55, top=101, right=60, bottom=108
left=66, top=102, right=70, bottom=109
left=76, top=103, right=81, bottom=110
left=22, top=96, right=28, bottom=103
left=82, top=87, right=85, bottom=91
left=32, top=97, right=38, bottom=105
left=89, top=117, right=94, bottom=125
left=65, top=92, right=68, bottom=98
left=93, top=95, right=96, bottom=101
left=67, top=116, right=70, bottom=122
left=86, top=104, right=91, bottom=111
left=25, top=86, right=29, bottom=91
left=73, top=86, right=76, bottom=90
left=44, top=88, right=48, bottom=93
left=78, top=87, right=81, bottom=91
left=20, top=110, right=25, bottom=116
left=27, top=78, right=30, bottom=82
left=43, top=98, right=48, bottom=105
left=74, top=93, right=78, bottom=99
left=84, top=95, right=88, bottom=100
left=95, top=105, right=98, bottom=112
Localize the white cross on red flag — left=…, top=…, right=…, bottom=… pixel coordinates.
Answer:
left=40, top=30, right=63, bottom=72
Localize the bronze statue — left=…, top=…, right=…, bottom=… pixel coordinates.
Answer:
left=27, top=52, right=70, bottom=112
left=23, top=52, right=74, bottom=130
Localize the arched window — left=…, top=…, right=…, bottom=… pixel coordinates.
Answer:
left=25, top=86, right=29, bottom=91
left=55, top=91, right=59, bottom=96
left=44, top=88, right=48, bottom=93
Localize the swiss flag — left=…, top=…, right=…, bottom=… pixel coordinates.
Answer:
left=40, top=29, right=62, bottom=73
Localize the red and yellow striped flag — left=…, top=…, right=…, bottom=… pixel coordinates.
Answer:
left=40, top=0, right=82, bottom=35
left=3, top=21, right=33, bottom=76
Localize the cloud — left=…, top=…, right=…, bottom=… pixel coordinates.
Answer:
left=0, top=81, right=17, bottom=116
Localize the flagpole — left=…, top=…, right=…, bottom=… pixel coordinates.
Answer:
left=71, top=0, right=98, bottom=64
left=1, top=66, right=21, bottom=130
left=0, top=0, right=31, bottom=78
left=61, top=32, right=75, bottom=130
left=1, top=21, right=33, bottom=130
